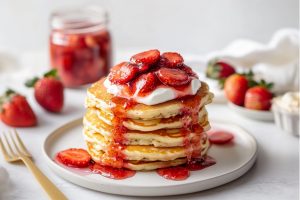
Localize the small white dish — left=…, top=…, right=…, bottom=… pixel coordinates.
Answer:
left=43, top=118, right=257, bottom=196
left=228, top=102, right=274, bottom=121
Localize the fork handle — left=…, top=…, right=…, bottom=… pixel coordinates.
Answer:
left=21, top=156, right=68, bottom=200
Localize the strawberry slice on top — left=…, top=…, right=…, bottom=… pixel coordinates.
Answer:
left=156, top=67, right=190, bottom=86
left=109, top=62, right=139, bottom=84
left=132, top=72, right=157, bottom=95
left=130, top=49, right=160, bottom=65
left=161, top=52, right=184, bottom=67
left=57, top=148, right=91, bottom=168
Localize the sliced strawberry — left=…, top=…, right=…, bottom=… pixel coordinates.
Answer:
left=132, top=72, right=157, bottom=95
left=57, top=148, right=91, bottom=168
left=136, top=63, right=150, bottom=73
left=130, top=49, right=160, bottom=65
left=180, top=64, right=198, bottom=78
left=208, top=131, right=234, bottom=144
left=156, top=67, right=190, bottom=86
left=161, top=52, right=184, bottom=67
left=108, top=62, right=139, bottom=84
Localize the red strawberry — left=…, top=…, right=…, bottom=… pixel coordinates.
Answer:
left=206, top=59, right=236, bottom=79
left=130, top=49, right=160, bottom=65
left=245, top=86, right=273, bottom=110
left=161, top=52, right=184, bottom=67
left=136, top=63, right=150, bottom=73
left=108, top=62, right=139, bottom=84
left=224, top=74, right=248, bottom=106
left=208, top=131, right=234, bottom=144
left=25, top=69, right=64, bottom=113
left=156, top=67, right=190, bottom=86
left=180, top=64, right=198, bottom=78
left=132, top=72, right=157, bottom=95
left=0, top=90, right=37, bottom=127
left=57, top=148, right=91, bottom=168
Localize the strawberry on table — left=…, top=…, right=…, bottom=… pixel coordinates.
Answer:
left=108, top=62, right=139, bottom=84
left=245, top=83, right=273, bottom=110
left=25, top=69, right=64, bottom=113
left=224, top=74, right=248, bottom=106
left=0, top=89, right=37, bottom=127
left=57, top=148, right=91, bottom=168
left=206, top=59, right=236, bottom=79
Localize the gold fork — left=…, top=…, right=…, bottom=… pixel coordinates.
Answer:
left=0, top=130, right=67, bottom=200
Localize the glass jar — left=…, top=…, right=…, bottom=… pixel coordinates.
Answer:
left=49, top=6, right=111, bottom=87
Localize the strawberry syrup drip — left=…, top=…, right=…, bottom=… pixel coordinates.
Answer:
left=100, top=97, right=137, bottom=168
left=156, top=156, right=216, bottom=181
left=179, top=94, right=202, bottom=162
left=90, top=163, right=136, bottom=180
left=157, top=166, right=190, bottom=181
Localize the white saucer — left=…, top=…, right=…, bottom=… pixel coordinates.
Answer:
left=42, top=118, right=257, bottom=196
left=228, top=102, right=274, bottom=121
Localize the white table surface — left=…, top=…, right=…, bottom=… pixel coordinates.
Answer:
left=0, top=69, right=299, bottom=200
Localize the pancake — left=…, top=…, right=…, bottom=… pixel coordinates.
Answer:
left=84, top=131, right=208, bottom=162
left=85, top=107, right=209, bottom=132
left=86, top=135, right=210, bottom=171
left=86, top=78, right=214, bottom=120
left=83, top=109, right=210, bottom=147
left=83, top=76, right=213, bottom=170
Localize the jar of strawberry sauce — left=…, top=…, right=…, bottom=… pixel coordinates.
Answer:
left=49, top=6, right=111, bottom=87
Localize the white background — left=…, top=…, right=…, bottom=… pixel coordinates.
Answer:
left=0, top=0, right=298, bottom=56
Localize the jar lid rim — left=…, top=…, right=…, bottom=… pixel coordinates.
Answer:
left=50, top=5, right=108, bottom=30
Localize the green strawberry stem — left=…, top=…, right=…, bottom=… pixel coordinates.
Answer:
left=0, top=89, right=18, bottom=111
left=25, top=69, right=59, bottom=88
left=44, top=69, right=58, bottom=78
left=25, top=77, right=39, bottom=88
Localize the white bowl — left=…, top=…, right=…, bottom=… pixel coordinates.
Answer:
left=272, top=105, right=299, bottom=137
left=228, top=102, right=274, bottom=121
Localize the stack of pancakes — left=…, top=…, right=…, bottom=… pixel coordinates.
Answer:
left=83, top=78, right=214, bottom=170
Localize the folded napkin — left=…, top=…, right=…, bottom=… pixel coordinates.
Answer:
left=205, top=28, right=299, bottom=94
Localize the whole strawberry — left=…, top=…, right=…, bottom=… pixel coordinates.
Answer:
left=245, top=81, right=273, bottom=110
left=206, top=59, right=236, bottom=80
left=224, top=74, right=248, bottom=106
left=26, top=69, right=64, bottom=113
left=0, top=89, right=37, bottom=127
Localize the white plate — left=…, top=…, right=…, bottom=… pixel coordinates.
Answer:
left=228, top=102, right=274, bottom=121
left=43, top=118, right=257, bottom=196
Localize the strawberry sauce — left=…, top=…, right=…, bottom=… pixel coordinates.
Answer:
left=156, top=156, right=216, bottom=181
left=90, top=163, right=136, bottom=180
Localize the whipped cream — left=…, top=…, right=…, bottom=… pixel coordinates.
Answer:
left=273, top=92, right=300, bottom=114
left=104, top=78, right=201, bottom=105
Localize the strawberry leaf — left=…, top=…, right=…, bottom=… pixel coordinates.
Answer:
left=25, top=77, right=39, bottom=88
left=44, top=69, right=58, bottom=78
